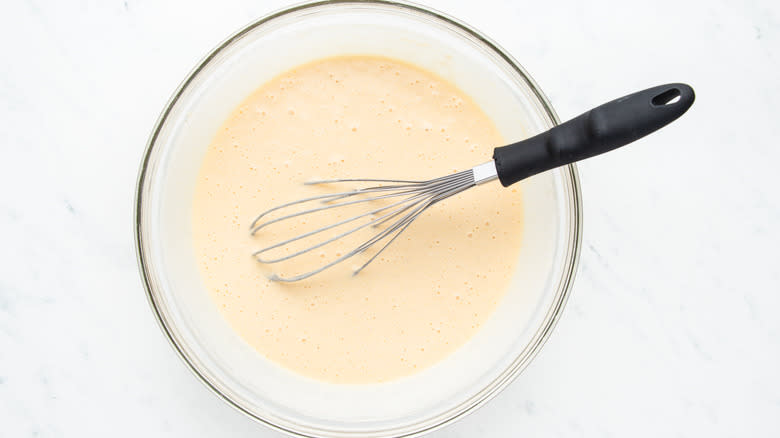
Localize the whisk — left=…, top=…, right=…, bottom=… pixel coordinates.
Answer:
left=250, top=83, right=695, bottom=281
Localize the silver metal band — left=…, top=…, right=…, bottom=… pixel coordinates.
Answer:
left=472, top=160, right=498, bottom=185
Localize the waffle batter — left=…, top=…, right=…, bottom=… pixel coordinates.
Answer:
left=192, top=56, right=523, bottom=383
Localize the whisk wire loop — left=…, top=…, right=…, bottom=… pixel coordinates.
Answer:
left=251, top=168, right=478, bottom=282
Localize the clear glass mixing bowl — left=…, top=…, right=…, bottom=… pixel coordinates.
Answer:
left=135, top=1, right=582, bottom=436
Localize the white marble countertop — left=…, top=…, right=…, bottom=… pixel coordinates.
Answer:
left=2, top=0, right=779, bottom=436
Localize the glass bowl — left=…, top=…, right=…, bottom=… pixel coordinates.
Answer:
left=134, top=1, right=582, bottom=436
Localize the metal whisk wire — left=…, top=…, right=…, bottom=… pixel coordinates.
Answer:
left=250, top=168, right=480, bottom=282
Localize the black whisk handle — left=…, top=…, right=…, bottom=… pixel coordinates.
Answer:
left=492, top=83, right=695, bottom=187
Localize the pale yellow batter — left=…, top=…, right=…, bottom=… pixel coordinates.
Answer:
left=193, top=56, right=523, bottom=383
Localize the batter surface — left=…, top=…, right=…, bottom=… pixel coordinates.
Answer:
left=193, top=56, right=523, bottom=383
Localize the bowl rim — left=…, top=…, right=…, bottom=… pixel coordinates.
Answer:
left=134, top=1, right=583, bottom=436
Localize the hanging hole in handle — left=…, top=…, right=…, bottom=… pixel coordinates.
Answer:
left=651, top=88, right=681, bottom=106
